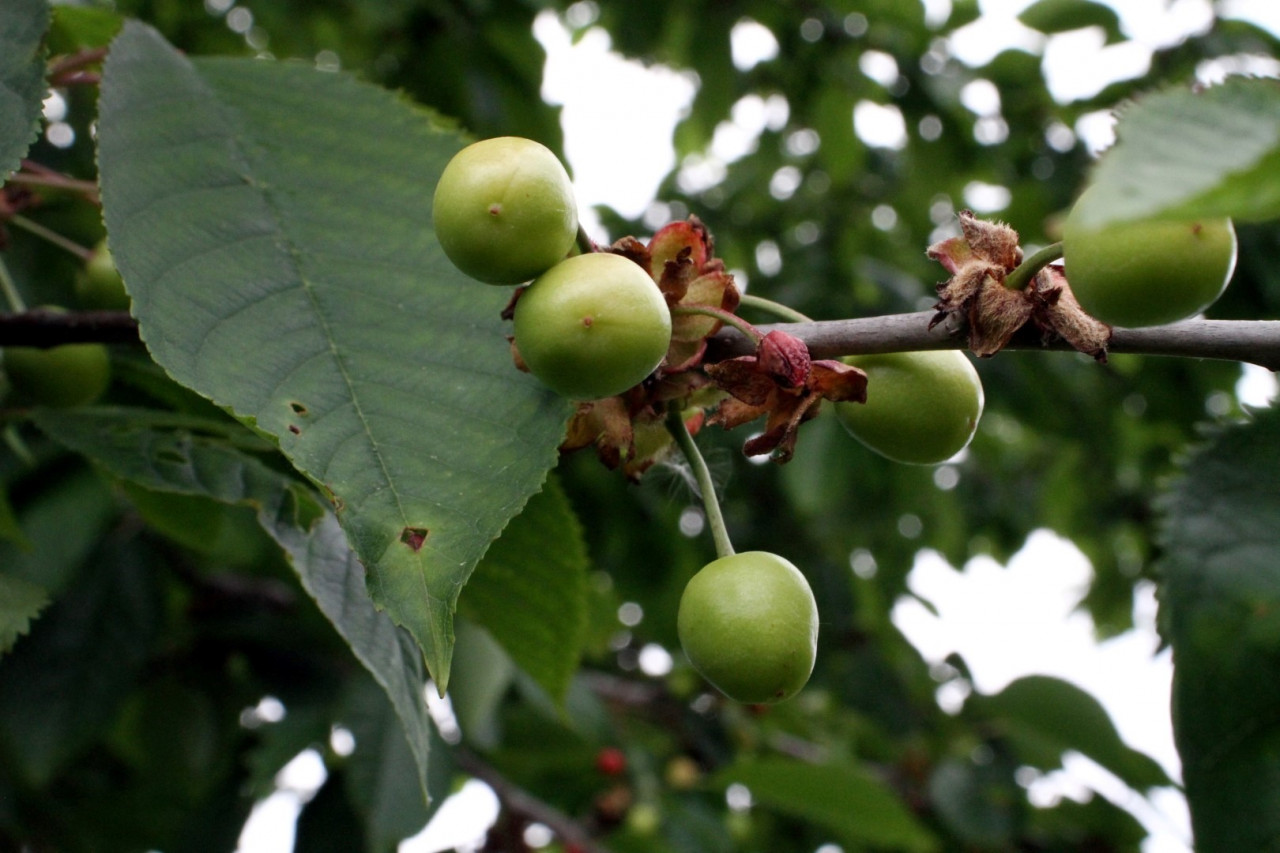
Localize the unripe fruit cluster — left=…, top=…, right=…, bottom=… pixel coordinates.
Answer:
left=434, top=137, right=671, bottom=399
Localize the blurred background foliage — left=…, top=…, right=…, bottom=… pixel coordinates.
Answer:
left=4, top=0, right=1280, bottom=850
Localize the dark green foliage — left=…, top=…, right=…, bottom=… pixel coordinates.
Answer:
left=3, top=1, right=1279, bottom=852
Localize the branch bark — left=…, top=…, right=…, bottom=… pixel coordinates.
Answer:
left=5, top=308, right=1280, bottom=372
left=0, top=309, right=140, bottom=347
left=707, top=310, right=1280, bottom=372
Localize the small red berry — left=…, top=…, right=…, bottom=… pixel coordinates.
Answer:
left=594, top=746, right=627, bottom=776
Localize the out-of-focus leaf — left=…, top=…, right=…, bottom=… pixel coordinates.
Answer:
left=448, top=619, right=516, bottom=751
left=0, top=465, right=116, bottom=595
left=0, top=572, right=48, bottom=655
left=0, top=539, right=161, bottom=787
left=458, top=474, right=587, bottom=704
left=31, top=407, right=434, bottom=803
left=0, top=485, right=29, bottom=548
left=1074, top=77, right=1280, bottom=226
left=0, top=0, right=48, bottom=180
left=1018, top=0, right=1123, bottom=42
left=715, top=758, right=940, bottom=852
left=969, top=675, right=1172, bottom=791
left=97, top=22, right=569, bottom=690
left=928, top=756, right=1021, bottom=846
left=1158, top=406, right=1280, bottom=852
left=47, top=5, right=122, bottom=53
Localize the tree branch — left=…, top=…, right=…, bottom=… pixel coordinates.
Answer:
left=0, top=309, right=140, bottom=347
left=6, top=307, right=1280, bottom=372
left=706, top=311, right=1280, bottom=372
left=453, top=747, right=613, bottom=853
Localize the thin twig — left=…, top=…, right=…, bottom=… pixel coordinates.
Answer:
left=12, top=161, right=101, bottom=202
left=8, top=215, right=94, bottom=260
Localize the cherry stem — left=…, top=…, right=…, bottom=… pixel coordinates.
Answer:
left=8, top=215, right=94, bottom=261
left=1003, top=241, right=1064, bottom=292
left=0, top=258, right=27, bottom=313
left=738, top=293, right=814, bottom=324
left=11, top=161, right=101, bottom=201
left=575, top=222, right=598, bottom=256
left=665, top=401, right=735, bottom=560
left=671, top=304, right=763, bottom=344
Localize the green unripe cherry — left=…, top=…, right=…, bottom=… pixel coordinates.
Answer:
left=1062, top=186, right=1236, bottom=328
left=677, top=551, right=819, bottom=704
left=4, top=335, right=111, bottom=409
left=74, top=241, right=131, bottom=311
left=432, top=136, right=579, bottom=284
left=834, top=350, right=983, bottom=465
left=513, top=252, right=672, bottom=400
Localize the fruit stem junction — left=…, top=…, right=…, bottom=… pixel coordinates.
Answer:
left=1003, top=241, right=1064, bottom=292
left=665, top=401, right=735, bottom=560
left=671, top=304, right=763, bottom=345
left=739, top=293, right=814, bottom=324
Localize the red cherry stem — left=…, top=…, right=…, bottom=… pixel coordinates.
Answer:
left=671, top=304, right=763, bottom=345
left=665, top=401, right=735, bottom=560
left=1003, top=241, right=1064, bottom=292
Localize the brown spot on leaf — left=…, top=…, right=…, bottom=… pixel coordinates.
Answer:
left=400, top=526, right=429, bottom=552
left=288, top=424, right=301, bottom=435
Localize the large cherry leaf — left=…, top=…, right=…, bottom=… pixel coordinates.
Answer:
left=1157, top=406, right=1280, bottom=852
left=1073, top=77, right=1280, bottom=227
left=97, top=23, right=570, bottom=689
left=0, top=0, right=49, bottom=180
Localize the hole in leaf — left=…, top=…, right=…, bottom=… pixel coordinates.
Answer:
left=400, top=526, right=429, bottom=552
left=289, top=401, right=308, bottom=415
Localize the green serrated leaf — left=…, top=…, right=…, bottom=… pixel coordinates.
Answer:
left=1158, top=406, right=1280, bottom=852
left=714, top=758, right=940, bottom=853
left=1075, top=77, right=1280, bottom=227
left=30, top=406, right=436, bottom=802
left=0, top=0, right=49, bottom=181
left=96, top=22, right=570, bottom=690
left=458, top=474, right=587, bottom=704
left=969, top=675, right=1172, bottom=791
left=0, top=572, right=49, bottom=654
left=1018, top=0, right=1123, bottom=41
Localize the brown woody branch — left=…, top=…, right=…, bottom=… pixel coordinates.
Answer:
left=707, top=311, right=1280, bottom=372
left=6, top=308, right=1280, bottom=372
left=0, top=309, right=139, bottom=347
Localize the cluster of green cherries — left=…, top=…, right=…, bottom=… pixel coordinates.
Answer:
left=434, top=137, right=826, bottom=703
left=1, top=241, right=125, bottom=409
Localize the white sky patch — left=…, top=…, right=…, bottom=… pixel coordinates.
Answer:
left=853, top=100, right=908, bottom=149
left=534, top=11, right=696, bottom=232
left=731, top=18, right=779, bottom=71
